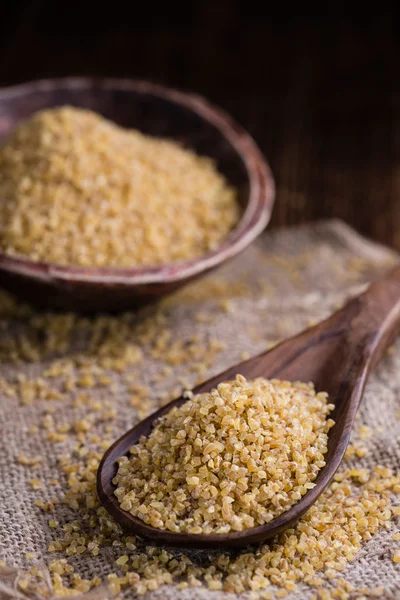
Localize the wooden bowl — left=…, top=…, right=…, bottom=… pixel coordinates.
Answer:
left=0, top=78, right=275, bottom=312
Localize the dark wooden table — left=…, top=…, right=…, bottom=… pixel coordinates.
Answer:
left=1, top=5, right=400, bottom=248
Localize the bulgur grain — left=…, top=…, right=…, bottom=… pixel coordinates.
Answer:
left=29, top=478, right=43, bottom=490
left=0, top=107, right=239, bottom=267
left=113, top=375, right=334, bottom=533
left=17, top=454, right=43, bottom=466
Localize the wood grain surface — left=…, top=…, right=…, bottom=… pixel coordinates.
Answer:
left=1, top=5, right=399, bottom=248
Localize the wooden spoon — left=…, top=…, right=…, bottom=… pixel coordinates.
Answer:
left=97, top=266, right=400, bottom=548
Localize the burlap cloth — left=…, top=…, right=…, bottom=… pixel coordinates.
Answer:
left=1, top=219, right=400, bottom=599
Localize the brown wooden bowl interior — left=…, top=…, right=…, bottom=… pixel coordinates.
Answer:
left=0, top=78, right=274, bottom=312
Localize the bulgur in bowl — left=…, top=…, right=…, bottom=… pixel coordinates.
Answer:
left=0, top=78, right=274, bottom=312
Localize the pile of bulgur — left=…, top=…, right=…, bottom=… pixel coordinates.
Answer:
left=114, top=375, right=334, bottom=534
left=0, top=106, right=239, bottom=267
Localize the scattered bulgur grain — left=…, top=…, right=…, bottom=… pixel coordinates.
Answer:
left=393, top=549, right=400, bottom=563
left=48, top=519, right=59, bottom=529
left=114, top=375, right=334, bottom=533
left=17, top=454, right=43, bottom=466
left=177, top=582, right=188, bottom=589
left=345, top=444, right=368, bottom=459
left=375, top=465, right=392, bottom=478
left=359, top=426, right=372, bottom=440
left=29, top=478, right=42, bottom=490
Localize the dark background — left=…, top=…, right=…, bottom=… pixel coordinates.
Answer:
left=1, top=4, right=399, bottom=248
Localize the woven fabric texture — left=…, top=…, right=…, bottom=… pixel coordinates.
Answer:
left=0, top=220, right=399, bottom=599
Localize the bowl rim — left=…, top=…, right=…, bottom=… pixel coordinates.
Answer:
left=0, top=77, right=275, bottom=285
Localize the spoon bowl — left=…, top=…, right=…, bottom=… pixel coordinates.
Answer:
left=0, top=77, right=274, bottom=312
left=97, top=266, right=400, bottom=548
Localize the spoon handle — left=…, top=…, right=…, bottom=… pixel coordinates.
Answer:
left=350, top=265, right=400, bottom=371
